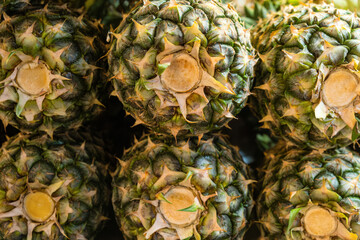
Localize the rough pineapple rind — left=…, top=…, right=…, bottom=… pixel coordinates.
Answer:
left=225, top=0, right=360, bottom=28
left=257, top=142, right=360, bottom=239
left=251, top=3, right=360, bottom=149
left=0, top=131, right=111, bottom=240
left=0, top=4, right=106, bottom=136
left=112, top=134, right=254, bottom=239
left=40, top=0, right=137, bottom=29
left=108, top=0, right=256, bottom=137
left=69, top=0, right=138, bottom=28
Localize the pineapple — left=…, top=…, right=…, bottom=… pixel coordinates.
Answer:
left=221, top=0, right=282, bottom=27
left=257, top=141, right=360, bottom=240
left=108, top=0, right=257, bottom=138
left=112, top=134, right=254, bottom=239
left=0, top=4, right=106, bottom=136
left=224, top=0, right=360, bottom=28
left=0, top=131, right=111, bottom=240
left=251, top=2, right=360, bottom=149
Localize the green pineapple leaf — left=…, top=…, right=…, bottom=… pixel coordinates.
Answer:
left=178, top=203, right=204, bottom=212
left=156, top=192, right=172, bottom=204
left=158, top=63, right=170, bottom=75
left=286, top=207, right=302, bottom=234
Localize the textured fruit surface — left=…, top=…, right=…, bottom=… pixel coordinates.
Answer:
left=221, top=0, right=281, bottom=27
left=251, top=3, right=360, bottom=149
left=108, top=0, right=256, bottom=137
left=82, top=0, right=138, bottom=29
left=224, top=0, right=360, bottom=28
left=112, top=134, right=254, bottom=239
left=1, top=0, right=138, bottom=29
left=0, top=131, right=110, bottom=240
left=0, top=4, right=106, bottom=136
left=257, top=142, right=360, bottom=240
left=57, top=0, right=138, bottom=28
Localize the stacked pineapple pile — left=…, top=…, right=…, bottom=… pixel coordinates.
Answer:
left=248, top=1, right=360, bottom=240
left=108, top=0, right=258, bottom=239
left=0, top=0, right=258, bottom=239
left=0, top=1, right=112, bottom=239
left=3, top=0, right=360, bottom=239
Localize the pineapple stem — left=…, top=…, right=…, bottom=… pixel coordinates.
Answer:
left=303, top=206, right=337, bottom=237
left=17, top=62, right=51, bottom=96
left=322, top=69, right=359, bottom=108
left=23, top=192, right=55, bottom=222
left=160, top=53, right=201, bottom=93
left=159, top=186, right=201, bottom=227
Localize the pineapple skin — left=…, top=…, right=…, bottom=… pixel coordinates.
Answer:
left=251, top=2, right=360, bottom=149
left=112, top=134, right=254, bottom=240
left=0, top=0, right=137, bottom=29
left=55, top=0, right=138, bottom=29
left=0, top=131, right=111, bottom=240
left=226, top=0, right=360, bottom=28
left=0, top=4, right=107, bottom=136
left=257, top=141, right=360, bottom=239
left=108, top=0, right=257, bottom=137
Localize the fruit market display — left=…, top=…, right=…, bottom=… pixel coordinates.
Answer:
left=2, top=0, right=360, bottom=239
